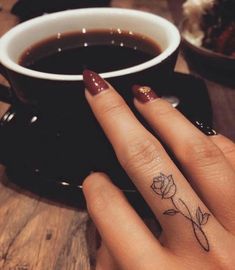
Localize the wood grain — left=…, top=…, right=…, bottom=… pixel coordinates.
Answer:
left=0, top=178, right=97, bottom=270
left=0, top=0, right=234, bottom=269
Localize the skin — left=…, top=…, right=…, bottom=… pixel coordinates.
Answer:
left=82, top=81, right=235, bottom=270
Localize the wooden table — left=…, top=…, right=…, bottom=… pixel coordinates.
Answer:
left=0, top=1, right=234, bottom=269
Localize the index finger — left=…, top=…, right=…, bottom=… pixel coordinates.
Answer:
left=83, top=70, right=155, bottom=162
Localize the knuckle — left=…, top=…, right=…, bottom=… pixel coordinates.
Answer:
left=120, top=138, right=162, bottom=172
left=83, top=173, right=109, bottom=215
left=83, top=172, right=106, bottom=193
left=88, top=187, right=124, bottom=218
left=98, top=95, right=126, bottom=117
left=221, top=144, right=235, bottom=158
left=83, top=172, right=124, bottom=217
left=153, top=99, right=176, bottom=118
left=184, top=138, right=223, bottom=168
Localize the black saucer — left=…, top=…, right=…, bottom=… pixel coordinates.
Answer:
left=0, top=72, right=212, bottom=210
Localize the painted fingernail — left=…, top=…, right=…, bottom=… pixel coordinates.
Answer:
left=83, top=69, right=109, bottom=96
left=132, top=85, right=158, bottom=103
left=194, top=121, right=218, bottom=136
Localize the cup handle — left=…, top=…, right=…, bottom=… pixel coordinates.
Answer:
left=0, top=63, right=13, bottom=104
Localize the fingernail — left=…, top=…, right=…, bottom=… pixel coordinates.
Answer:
left=83, top=69, right=109, bottom=96
left=194, top=121, right=218, bottom=136
left=132, top=85, right=158, bottom=103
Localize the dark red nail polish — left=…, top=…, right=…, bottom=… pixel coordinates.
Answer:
left=83, top=69, right=109, bottom=96
left=132, top=85, right=158, bottom=103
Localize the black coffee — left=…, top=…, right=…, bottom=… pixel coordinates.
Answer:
left=19, top=29, right=161, bottom=74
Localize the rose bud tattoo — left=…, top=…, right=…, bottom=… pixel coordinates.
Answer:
left=151, top=173, right=210, bottom=252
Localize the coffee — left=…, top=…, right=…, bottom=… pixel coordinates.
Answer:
left=19, top=29, right=161, bottom=74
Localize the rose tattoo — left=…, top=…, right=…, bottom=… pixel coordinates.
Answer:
left=151, top=173, right=210, bottom=252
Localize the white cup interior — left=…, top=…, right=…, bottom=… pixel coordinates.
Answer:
left=0, top=8, right=180, bottom=81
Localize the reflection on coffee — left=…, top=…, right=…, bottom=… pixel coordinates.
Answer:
left=19, top=29, right=162, bottom=74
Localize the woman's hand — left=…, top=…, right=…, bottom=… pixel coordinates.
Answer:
left=82, top=70, right=235, bottom=270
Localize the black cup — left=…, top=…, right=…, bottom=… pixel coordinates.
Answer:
left=0, top=8, right=180, bottom=196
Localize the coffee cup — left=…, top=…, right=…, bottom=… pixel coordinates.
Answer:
left=0, top=8, right=180, bottom=193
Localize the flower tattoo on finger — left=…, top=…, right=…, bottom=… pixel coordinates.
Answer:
left=151, top=173, right=210, bottom=252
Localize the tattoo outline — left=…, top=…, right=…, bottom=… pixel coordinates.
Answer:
left=151, top=173, right=210, bottom=252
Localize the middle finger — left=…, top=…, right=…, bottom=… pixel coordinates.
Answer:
left=132, top=85, right=235, bottom=232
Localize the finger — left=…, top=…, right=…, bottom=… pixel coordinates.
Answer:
left=210, top=134, right=235, bottom=168
left=83, top=70, right=225, bottom=253
left=133, top=85, right=235, bottom=232
left=83, top=173, right=166, bottom=270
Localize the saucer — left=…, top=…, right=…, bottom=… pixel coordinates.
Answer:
left=0, top=72, right=212, bottom=207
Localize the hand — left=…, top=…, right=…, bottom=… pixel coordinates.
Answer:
left=82, top=70, right=235, bottom=270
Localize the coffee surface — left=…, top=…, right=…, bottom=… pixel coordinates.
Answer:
left=19, top=29, right=161, bottom=74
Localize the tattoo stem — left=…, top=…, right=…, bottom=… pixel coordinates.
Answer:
left=172, top=198, right=209, bottom=252
left=151, top=173, right=210, bottom=252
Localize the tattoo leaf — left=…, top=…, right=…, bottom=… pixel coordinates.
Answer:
left=192, top=223, right=210, bottom=251
left=163, top=209, right=179, bottom=216
left=201, top=213, right=210, bottom=225
left=196, top=207, right=204, bottom=225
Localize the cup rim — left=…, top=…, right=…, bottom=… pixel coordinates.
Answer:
left=0, top=8, right=180, bottom=81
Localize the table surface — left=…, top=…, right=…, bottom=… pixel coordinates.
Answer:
left=0, top=0, right=234, bottom=269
